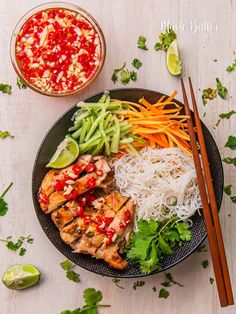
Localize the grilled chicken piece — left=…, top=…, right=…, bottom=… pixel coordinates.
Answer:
left=96, top=244, right=128, bottom=270
left=40, top=157, right=111, bottom=214
left=104, top=191, right=129, bottom=212
left=51, top=200, right=78, bottom=229
left=60, top=217, right=88, bottom=245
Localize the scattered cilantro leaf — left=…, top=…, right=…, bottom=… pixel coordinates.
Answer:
left=202, top=88, right=217, bottom=106
left=154, top=27, right=176, bottom=51
left=133, top=280, right=145, bottom=290
left=130, top=71, right=137, bottom=82
left=223, top=157, right=236, bottom=166
left=201, top=260, right=209, bottom=269
left=112, top=278, right=124, bottom=289
left=120, top=69, right=131, bottom=85
left=225, top=135, right=236, bottom=150
left=216, top=78, right=228, bottom=99
left=210, top=277, right=214, bottom=285
left=219, top=111, right=236, bottom=119
left=195, top=244, right=207, bottom=253
left=0, top=182, right=13, bottom=217
left=230, top=196, right=236, bottom=203
left=137, top=36, right=148, bottom=50
left=161, top=273, right=184, bottom=288
left=159, top=288, right=170, bottom=299
left=0, top=234, right=33, bottom=255
left=132, top=58, right=143, bottom=69
left=0, top=131, right=14, bottom=139
left=226, top=59, right=236, bottom=72
left=60, top=288, right=110, bottom=314
left=16, top=77, right=27, bottom=89
left=60, top=259, right=80, bottom=283
left=0, top=83, right=12, bottom=94
left=224, top=185, right=232, bottom=196
left=111, top=62, right=126, bottom=84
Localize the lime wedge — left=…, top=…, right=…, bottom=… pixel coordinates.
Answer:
left=2, top=264, right=40, bottom=290
left=166, top=39, right=182, bottom=76
left=47, top=135, right=79, bottom=169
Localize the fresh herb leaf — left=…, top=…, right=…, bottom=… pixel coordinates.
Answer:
left=219, top=111, right=236, bottom=119
left=209, top=277, right=214, bottom=285
left=216, top=78, right=228, bottom=99
left=161, top=273, right=184, bottom=288
left=60, top=259, right=80, bottom=283
left=154, top=27, right=176, bottom=51
left=111, top=62, right=126, bottom=84
left=202, top=260, right=209, bottom=269
left=225, top=135, right=236, bottom=150
left=195, top=244, right=207, bottom=253
left=112, top=278, right=124, bottom=289
left=223, top=157, right=236, bottom=166
left=0, top=182, right=13, bottom=216
left=202, top=88, right=217, bottom=106
left=224, top=185, right=232, bottom=196
left=133, top=280, right=145, bottom=290
left=132, top=58, right=143, bottom=69
left=16, top=77, right=27, bottom=89
left=226, top=59, right=236, bottom=72
left=0, top=131, right=14, bottom=139
left=120, top=69, right=131, bottom=85
left=230, top=196, right=236, bottom=203
left=137, top=36, right=148, bottom=50
left=130, top=71, right=137, bottom=82
left=159, top=288, right=170, bottom=299
left=0, top=83, right=12, bottom=94
left=0, top=234, right=33, bottom=255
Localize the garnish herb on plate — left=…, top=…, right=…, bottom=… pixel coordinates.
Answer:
left=60, top=259, right=80, bottom=283
left=112, top=64, right=137, bottom=85
left=0, top=182, right=13, bottom=217
left=161, top=273, right=184, bottom=287
left=210, top=277, right=215, bottom=285
left=112, top=278, right=124, bottom=289
left=159, top=288, right=170, bottom=299
left=201, top=260, right=209, bottom=269
left=224, top=185, right=232, bottom=196
left=0, top=131, right=14, bottom=139
left=195, top=244, right=207, bottom=253
left=0, top=234, right=33, bottom=256
left=216, top=78, right=228, bottom=99
left=154, top=27, right=176, bottom=51
left=133, top=280, right=145, bottom=290
left=126, top=216, right=192, bottom=274
left=60, top=288, right=110, bottom=314
left=16, top=77, right=27, bottom=89
left=0, top=83, right=12, bottom=94
left=223, top=157, right=236, bottom=166
left=137, top=35, right=148, bottom=50
left=132, top=58, right=143, bottom=69
left=111, top=62, right=126, bottom=84
left=219, top=111, right=236, bottom=119
left=225, top=135, right=236, bottom=150
left=202, top=88, right=217, bottom=106
left=226, top=58, right=236, bottom=72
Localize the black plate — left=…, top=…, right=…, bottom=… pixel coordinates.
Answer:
left=32, top=88, right=224, bottom=278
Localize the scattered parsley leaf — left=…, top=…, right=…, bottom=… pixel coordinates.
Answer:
left=111, top=62, right=126, bottom=84
left=225, top=135, right=236, bottom=150
left=201, top=260, right=209, bottom=269
left=210, top=277, right=214, bottom=285
left=130, top=71, right=137, bottom=82
left=137, top=36, right=148, bottom=50
left=219, top=111, right=236, bottom=119
left=120, top=69, right=131, bottom=85
left=195, top=244, right=207, bottom=253
left=0, top=182, right=13, bottom=217
left=132, top=58, right=143, bottom=69
left=161, top=273, right=184, bottom=288
left=226, top=59, right=236, bottom=72
left=16, top=77, right=27, bottom=89
left=230, top=196, right=236, bottom=203
left=60, top=259, right=80, bottom=283
left=0, top=83, right=12, bottom=94
left=154, top=27, right=176, bottom=51
left=133, top=280, right=145, bottom=290
left=159, top=288, right=170, bottom=299
left=223, top=157, right=236, bottom=166
left=0, top=234, right=33, bottom=255
left=112, top=278, right=124, bottom=289
left=224, top=185, right=232, bottom=196
left=0, top=131, right=14, bottom=139
left=216, top=78, right=228, bottom=99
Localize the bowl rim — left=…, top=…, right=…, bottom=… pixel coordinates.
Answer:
left=10, top=1, right=106, bottom=97
left=32, top=87, right=224, bottom=278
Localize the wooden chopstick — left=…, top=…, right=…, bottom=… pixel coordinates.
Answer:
left=188, top=77, right=234, bottom=305
left=180, top=78, right=228, bottom=307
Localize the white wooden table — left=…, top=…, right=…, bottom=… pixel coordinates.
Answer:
left=0, top=0, right=236, bottom=313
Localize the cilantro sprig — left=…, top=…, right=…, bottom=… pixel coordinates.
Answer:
left=223, top=157, right=236, bottom=166
left=133, top=280, right=145, bottom=290
left=16, top=77, right=27, bottom=89
left=216, top=78, right=228, bottom=99
left=60, top=259, right=80, bottom=283
left=111, top=63, right=138, bottom=85
left=0, top=182, right=13, bottom=217
left=126, top=216, right=192, bottom=274
left=60, top=288, right=110, bottom=314
left=161, top=273, right=183, bottom=287
left=219, top=111, right=236, bottom=119
left=0, top=83, right=12, bottom=94
left=137, top=36, right=148, bottom=50
left=0, top=234, right=33, bottom=256
left=226, top=59, right=236, bottom=73
left=154, top=27, right=176, bottom=51
left=225, top=135, right=236, bottom=150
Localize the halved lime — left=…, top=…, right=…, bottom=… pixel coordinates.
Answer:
left=166, top=39, right=182, bottom=76
left=2, top=264, right=41, bottom=290
left=46, top=135, right=79, bottom=169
